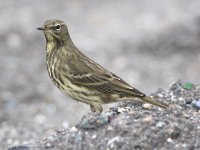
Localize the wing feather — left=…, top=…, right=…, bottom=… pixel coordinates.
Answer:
left=62, top=72, right=145, bottom=97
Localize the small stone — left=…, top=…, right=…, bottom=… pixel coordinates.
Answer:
left=70, top=126, right=78, bottom=132
left=170, top=80, right=182, bottom=91
left=192, top=100, right=200, bottom=110
left=46, top=142, right=53, bottom=148
left=167, top=138, right=173, bottom=143
left=92, top=134, right=97, bottom=139
left=107, top=136, right=120, bottom=147
left=183, top=82, right=193, bottom=90
left=107, top=125, right=113, bottom=131
left=182, top=143, right=187, bottom=147
left=171, top=95, right=178, bottom=102
left=143, top=103, right=152, bottom=109
left=143, top=116, right=153, bottom=123
left=75, top=131, right=83, bottom=143
left=156, top=121, right=165, bottom=127
left=47, top=136, right=54, bottom=141
left=157, top=93, right=164, bottom=98
left=185, top=98, right=193, bottom=104
left=8, top=145, right=30, bottom=150
left=117, top=107, right=126, bottom=113
left=178, top=97, right=185, bottom=102
left=128, top=110, right=135, bottom=115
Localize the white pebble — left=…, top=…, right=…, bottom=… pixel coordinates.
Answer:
left=70, top=126, right=78, bottom=132
left=167, top=138, right=173, bottom=143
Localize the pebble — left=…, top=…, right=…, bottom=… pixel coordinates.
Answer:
left=169, top=80, right=182, bottom=91
left=107, top=136, right=120, bottom=147
left=143, top=116, right=153, bottom=123
left=70, top=127, right=78, bottom=132
left=143, top=103, right=152, bottom=109
left=167, top=138, right=173, bottom=143
left=117, top=107, right=126, bottom=113
left=75, top=131, right=83, bottom=143
left=107, top=125, right=114, bottom=131
left=128, top=110, right=135, bottom=115
left=156, top=121, right=166, bottom=127
left=47, top=136, right=54, bottom=141
left=92, top=134, right=97, bottom=139
left=157, top=93, right=164, bottom=98
left=46, top=142, right=54, bottom=148
left=192, top=100, right=200, bottom=110
left=8, top=146, right=30, bottom=150
left=80, top=113, right=110, bottom=129
left=183, top=82, right=193, bottom=90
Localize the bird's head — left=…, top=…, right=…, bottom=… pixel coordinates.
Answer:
left=37, top=19, right=70, bottom=43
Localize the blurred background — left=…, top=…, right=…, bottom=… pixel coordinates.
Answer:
left=0, top=0, right=200, bottom=148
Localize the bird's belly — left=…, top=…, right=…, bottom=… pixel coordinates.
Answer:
left=46, top=65, right=101, bottom=104
left=47, top=65, right=124, bottom=105
left=57, top=79, right=104, bottom=104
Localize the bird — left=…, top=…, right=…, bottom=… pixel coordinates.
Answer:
left=37, top=19, right=168, bottom=114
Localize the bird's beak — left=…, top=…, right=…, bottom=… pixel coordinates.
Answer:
left=37, top=26, right=45, bottom=30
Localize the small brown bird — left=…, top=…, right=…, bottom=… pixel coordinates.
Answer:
left=37, top=19, right=168, bottom=114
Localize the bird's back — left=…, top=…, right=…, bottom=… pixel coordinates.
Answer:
left=56, top=45, right=146, bottom=99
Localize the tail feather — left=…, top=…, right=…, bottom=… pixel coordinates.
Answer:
left=141, top=96, right=168, bottom=108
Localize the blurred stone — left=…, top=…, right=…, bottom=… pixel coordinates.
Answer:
left=46, top=142, right=54, bottom=148
left=156, top=121, right=166, bottom=128
left=183, top=82, right=194, bottom=90
left=107, top=136, right=120, bottom=148
left=70, top=126, right=78, bottom=132
left=8, top=146, right=29, bottom=150
left=117, top=107, right=126, bottom=113
left=192, top=100, right=200, bottom=110
left=79, top=113, right=110, bottom=129
left=167, top=138, right=173, bottom=143
left=143, top=116, right=153, bottom=123
left=170, top=80, right=183, bottom=91
left=143, top=103, right=152, bottom=109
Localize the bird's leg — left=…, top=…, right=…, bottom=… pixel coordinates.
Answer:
left=90, top=104, right=103, bottom=115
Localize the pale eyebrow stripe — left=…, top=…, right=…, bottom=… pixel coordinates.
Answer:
left=48, top=23, right=64, bottom=28
left=48, top=25, right=54, bottom=28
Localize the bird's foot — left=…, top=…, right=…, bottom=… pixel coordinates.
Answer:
left=89, top=104, right=103, bottom=115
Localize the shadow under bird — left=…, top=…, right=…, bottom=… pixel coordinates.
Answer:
left=37, top=19, right=168, bottom=114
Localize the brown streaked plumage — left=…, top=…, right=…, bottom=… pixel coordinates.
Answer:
left=37, top=19, right=168, bottom=114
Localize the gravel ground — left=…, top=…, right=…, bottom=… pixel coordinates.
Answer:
left=0, top=0, right=200, bottom=149
left=9, top=81, right=200, bottom=150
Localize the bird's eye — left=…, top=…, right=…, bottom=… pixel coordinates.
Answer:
left=54, top=23, right=61, bottom=31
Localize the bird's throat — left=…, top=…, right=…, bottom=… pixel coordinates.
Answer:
left=46, top=41, right=56, bottom=53
left=45, top=32, right=64, bottom=53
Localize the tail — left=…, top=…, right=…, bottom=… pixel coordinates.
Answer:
left=141, top=96, right=168, bottom=108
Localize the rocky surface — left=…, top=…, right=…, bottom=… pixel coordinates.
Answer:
left=8, top=81, right=200, bottom=150
left=0, top=0, right=200, bottom=149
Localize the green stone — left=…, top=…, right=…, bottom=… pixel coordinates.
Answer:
left=183, top=82, right=193, bottom=90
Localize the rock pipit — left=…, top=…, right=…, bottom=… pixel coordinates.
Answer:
left=37, top=19, right=168, bottom=114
